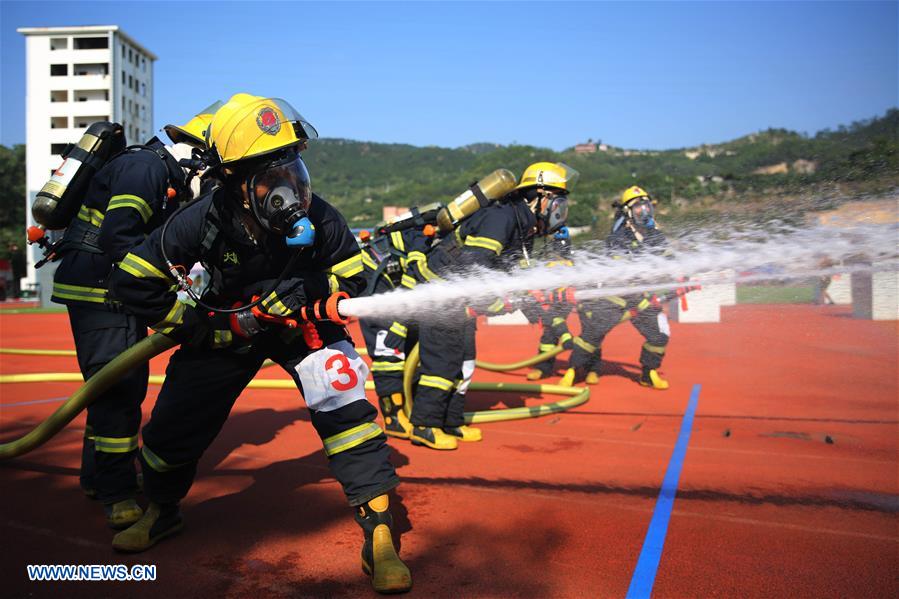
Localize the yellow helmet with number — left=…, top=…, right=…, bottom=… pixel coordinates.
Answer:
left=515, top=162, right=580, bottom=193
left=620, top=185, right=650, bottom=206
left=206, top=93, right=318, bottom=165
left=163, top=100, right=224, bottom=149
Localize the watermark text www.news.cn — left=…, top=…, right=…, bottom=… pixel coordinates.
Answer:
left=27, top=564, right=156, bottom=582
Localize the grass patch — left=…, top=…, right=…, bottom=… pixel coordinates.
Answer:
left=0, top=306, right=67, bottom=315
left=736, top=285, right=817, bottom=304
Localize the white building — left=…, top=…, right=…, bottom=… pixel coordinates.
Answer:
left=17, top=25, right=156, bottom=304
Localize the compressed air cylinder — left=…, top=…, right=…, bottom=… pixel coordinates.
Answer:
left=436, top=169, right=517, bottom=233
left=32, top=121, right=125, bottom=230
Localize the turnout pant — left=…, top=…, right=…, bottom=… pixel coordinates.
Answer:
left=533, top=312, right=573, bottom=376
left=411, top=314, right=476, bottom=428
left=359, top=316, right=418, bottom=398
left=139, top=325, right=398, bottom=506
left=570, top=296, right=670, bottom=374
left=67, top=304, right=148, bottom=503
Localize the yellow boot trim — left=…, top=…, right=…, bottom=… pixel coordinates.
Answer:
left=559, top=368, right=576, bottom=387
left=410, top=427, right=458, bottom=450
left=111, top=503, right=183, bottom=553
left=389, top=393, right=404, bottom=407
left=457, top=425, right=482, bottom=442
left=107, top=498, right=143, bottom=530
left=368, top=494, right=389, bottom=512
left=643, top=369, right=670, bottom=390
left=526, top=369, right=543, bottom=381
left=585, top=372, right=600, bottom=385
left=384, top=410, right=413, bottom=440
left=364, top=524, right=413, bottom=593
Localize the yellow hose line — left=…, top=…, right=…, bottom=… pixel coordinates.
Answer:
left=402, top=343, right=588, bottom=423
left=474, top=346, right=564, bottom=371
left=0, top=348, right=78, bottom=356
left=0, top=334, right=178, bottom=460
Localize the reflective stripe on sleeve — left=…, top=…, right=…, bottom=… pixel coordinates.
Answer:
left=329, top=253, right=364, bottom=278
left=119, top=253, right=169, bottom=279
left=389, top=322, right=407, bottom=338
left=108, top=194, right=154, bottom=224
left=77, top=205, right=105, bottom=227
left=463, top=235, right=503, bottom=255
left=152, top=299, right=186, bottom=334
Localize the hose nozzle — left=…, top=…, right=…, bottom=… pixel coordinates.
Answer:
left=299, top=291, right=350, bottom=325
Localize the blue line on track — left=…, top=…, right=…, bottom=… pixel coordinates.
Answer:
left=1, top=397, right=69, bottom=408
left=625, top=383, right=701, bottom=599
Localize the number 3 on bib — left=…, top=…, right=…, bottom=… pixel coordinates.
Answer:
left=326, top=353, right=359, bottom=391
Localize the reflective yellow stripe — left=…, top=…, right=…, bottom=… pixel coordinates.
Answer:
left=108, top=194, right=153, bottom=224
left=152, top=300, right=186, bottom=334
left=552, top=317, right=566, bottom=327
left=51, top=282, right=107, bottom=303
left=464, top=235, right=503, bottom=255
left=212, top=330, right=233, bottom=348
left=605, top=296, right=627, bottom=307
left=361, top=251, right=378, bottom=270
left=558, top=332, right=573, bottom=345
left=371, top=361, right=405, bottom=372
left=322, top=422, right=383, bottom=457
left=328, top=274, right=340, bottom=293
left=637, top=298, right=651, bottom=311
left=262, top=291, right=291, bottom=316
left=643, top=342, right=667, bottom=355
left=419, top=374, right=454, bottom=391
left=77, top=204, right=105, bottom=227
left=119, top=253, right=168, bottom=279
left=94, top=435, right=138, bottom=454
left=407, top=250, right=427, bottom=263
left=539, top=343, right=557, bottom=352
left=547, top=259, right=574, bottom=267
left=389, top=322, right=407, bottom=338
left=141, top=445, right=181, bottom=472
left=401, top=274, right=417, bottom=289
left=573, top=337, right=597, bottom=353
left=390, top=231, right=405, bottom=252
left=330, top=253, right=364, bottom=278
left=487, top=298, right=505, bottom=313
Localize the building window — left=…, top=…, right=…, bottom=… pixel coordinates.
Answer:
left=141, top=57, right=146, bottom=72
left=121, top=96, right=126, bottom=111
left=74, top=37, right=109, bottom=50
left=73, top=63, right=109, bottom=76
left=128, top=74, right=133, bottom=88
left=74, top=89, right=109, bottom=102
left=50, top=90, right=68, bottom=103
left=121, top=45, right=125, bottom=58
left=50, top=37, right=68, bottom=51
left=128, top=48, right=133, bottom=63
left=51, top=143, right=68, bottom=155
left=141, top=82, right=146, bottom=97
left=50, top=64, right=67, bottom=76
left=50, top=116, right=68, bottom=129
left=74, top=116, right=108, bottom=129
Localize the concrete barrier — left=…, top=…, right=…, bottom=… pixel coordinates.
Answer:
left=851, top=271, right=899, bottom=320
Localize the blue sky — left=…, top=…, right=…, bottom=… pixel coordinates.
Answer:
left=1, top=1, right=896, bottom=150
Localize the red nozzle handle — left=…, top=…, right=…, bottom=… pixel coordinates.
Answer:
left=299, top=292, right=350, bottom=325
left=27, top=226, right=46, bottom=243
left=249, top=295, right=298, bottom=329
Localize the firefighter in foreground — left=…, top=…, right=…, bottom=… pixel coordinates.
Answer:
left=523, top=227, right=575, bottom=381
left=47, top=103, right=217, bottom=530
left=408, top=162, right=576, bottom=450
left=561, top=185, right=671, bottom=390
left=106, top=94, right=411, bottom=593
left=355, top=226, right=436, bottom=439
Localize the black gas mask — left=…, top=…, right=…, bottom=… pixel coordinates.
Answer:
left=628, top=198, right=656, bottom=229
left=246, top=153, right=315, bottom=246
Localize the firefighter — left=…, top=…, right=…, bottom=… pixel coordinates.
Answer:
left=50, top=103, right=217, bottom=530
left=106, top=93, right=411, bottom=594
left=561, top=185, right=671, bottom=390
left=356, top=226, right=436, bottom=439
left=408, top=162, right=577, bottom=450
left=524, top=227, right=575, bottom=381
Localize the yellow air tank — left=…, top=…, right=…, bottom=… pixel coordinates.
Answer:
left=436, top=169, right=517, bottom=233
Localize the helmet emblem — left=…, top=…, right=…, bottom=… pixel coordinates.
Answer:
left=537, top=171, right=544, bottom=185
left=256, top=107, right=281, bottom=135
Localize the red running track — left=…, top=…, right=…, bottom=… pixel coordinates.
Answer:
left=0, top=304, right=896, bottom=597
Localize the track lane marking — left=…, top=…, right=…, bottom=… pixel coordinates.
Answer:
left=626, top=383, right=700, bottom=599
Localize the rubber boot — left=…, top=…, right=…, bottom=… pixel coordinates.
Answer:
left=585, top=372, right=600, bottom=385
left=112, top=502, right=183, bottom=553
left=559, top=368, right=576, bottom=387
left=380, top=393, right=413, bottom=439
left=443, top=425, right=482, bottom=442
left=640, top=368, right=669, bottom=390
left=356, top=495, right=412, bottom=594
left=410, top=426, right=458, bottom=450
left=526, top=369, right=544, bottom=381
left=105, top=498, right=144, bottom=530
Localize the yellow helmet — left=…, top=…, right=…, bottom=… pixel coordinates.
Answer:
left=206, top=93, right=318, bottom=165
left=163, top=101, right=224, bottom=149
left=620, top=185, right=650, bottom=206
left=515, top=162, right=580, bottom=193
